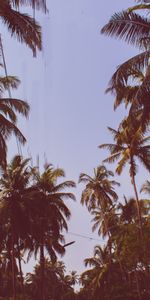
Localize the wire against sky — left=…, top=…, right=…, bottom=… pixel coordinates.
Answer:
left=66, top=231, right=105, bottom=243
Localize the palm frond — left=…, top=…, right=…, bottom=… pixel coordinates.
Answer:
left=101, top=12, right=150, bottom=49
left=116, top=153, right=129, bottom=175
left=0, top=114, right=26, bottom=144
left=52, top=181, right=76, bottom=192
left=0, top=98, right=30, bottom=118
left=0, top=103, right=16, bottom=123
left=141, top=180, right=150, bottom=194
left=128, top=4, right=150, bottom=12
left=0, top=4, right=42, bottom=53
left=99, top=143, right=124, bottom=153
left=0, top=76, right=20, bottom=92
left=79, top=173, right=93, bottom=184
left=0, top=133, right=7, bottom=168
left=137, top=152, right=150, bottom=172
left=49, top=192, right=76, bottom=201
left=11, top=0, right=48, bottom=12
left=107, top=51, right=150, bottom=96
left=103, top=152, right=122, bottom=164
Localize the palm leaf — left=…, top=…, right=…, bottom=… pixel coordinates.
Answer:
left=0, top=133, right=7, bottom=167
left=79, top=173, right=93, bottom=184
left=0, top=103, right=16, bottom=123
left=128, top=4, right=150, bottom=12
left=0, top=114, right=26, bottom=144
left=0, top=98, right=30, bottom=118
left=52, top=181, right=76, bottom=192
left=116, top=153, right=129, bottom=175
left=0, top=76, right=20, bottom=93
left=107, top=51, right=150, bottom=95
left=101, top=11, right=150, bottom=49
left=0, top=3, right=42, bottom=53
left=141, top=180, right=150, bottom=194
left=99, top=143, right=124, bottom=153
left=11, top=0, right=47, bottom=12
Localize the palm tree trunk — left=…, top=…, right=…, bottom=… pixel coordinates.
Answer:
left=40, top=238, right=45, bottom=300
left=11, top=229, right=16, bottom=300
left=17, top=242, right=25, bottom=299
left=98, top=200, right=111, bottom=300
left=135, top=270, right=142, bottom=300
left=98, top=195, right=126, bottom=288
left=130, top=159, right=143, bottom=238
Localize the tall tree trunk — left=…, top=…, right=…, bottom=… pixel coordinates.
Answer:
left=97, top=193, right=126, bottom=289
left=130, top=159, right=143, bottom=238
left=11, top=229, right=16, bottom=300
left=40, top=238, right=45, bottom=300
left=135, top=270, right=142, bottom=300
left=17, top=242, right=25, bottom=299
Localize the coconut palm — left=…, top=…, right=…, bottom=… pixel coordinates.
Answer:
left=0, top=0, right=47, bottom=53
left=101, top=3, right=150, bottom=131
left=91, top=205, right=118, bottom=238
left=79, top=165, right=119, bottom=238
left=118, top=196, right=150, bottom=224
left=0, top=155, right=32, bottom=300
left=141, top=180, right=150, bottom=195
left=99, top=120, right=150, bottom=235
left=0, top=92, right=29, bottom=167
left=81, top=245, right=114, bottom=300
left=65, top=270, right=79, bottom=286
left=26, top=164, right=76, bottom=300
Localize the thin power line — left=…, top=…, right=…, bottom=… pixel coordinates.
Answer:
left=67, top=231, right=105, bottom=243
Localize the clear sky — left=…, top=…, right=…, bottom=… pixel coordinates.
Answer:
left=2, top=0, right=149, bottom=275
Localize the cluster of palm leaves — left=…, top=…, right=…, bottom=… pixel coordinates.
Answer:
left=2, top=0, right=150, bottom=299
left=0, top=0, right=49, bottom=169
left=0, top=155, right=76, bottom=300
left=77, top=166, right=150, bottom=300
left=75, top=1, right=150, bottom=299
left=0, top=0, right=47, bottom=54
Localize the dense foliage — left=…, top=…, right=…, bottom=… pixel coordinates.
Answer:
left=1, top=0, right=150, bottom=299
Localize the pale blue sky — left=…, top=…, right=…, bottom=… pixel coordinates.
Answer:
left=2, top=0, right=149, bottom=275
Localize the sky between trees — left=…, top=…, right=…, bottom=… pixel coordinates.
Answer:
left=2, top=0, right=149, bottom=275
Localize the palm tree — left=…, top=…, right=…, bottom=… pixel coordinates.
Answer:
left=91, top=206, right=118, bottom=238
left=0, top=155, right=32, bottom=300
left=79, top=165, right=119, bottom=238
left=0, top=66, right=30, bottom=167
left=26, top=164, right=76, bottom=300
left=0, top=0, right=47, bottom=53
left=141, top=180, right=150, bottom=195
left=0, top=92, right=29, bottom=167
left=65, top=270, right=79, bottom=286
left=99, top=120, right=150, bottom=235
left=81, top=245, right=113, bottom=300
left=118, top=196, right=150, bottom=224
left=101, top=3, right=150, bottom=131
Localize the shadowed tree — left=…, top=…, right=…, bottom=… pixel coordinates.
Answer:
left=91, top=205, right=118, bottom=238
left=0, top=74, right=29, bottom=167
left=81, top=245, right=115, bottom=300
left=26, top=164, right=76, bottom=300
left=99, top=120, right=150, bottom=236
left=0, top=155, right=32, bottom=300
left=101, top=2, right=150, bottom=131
left=79, top=165, right=119, bottom=239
